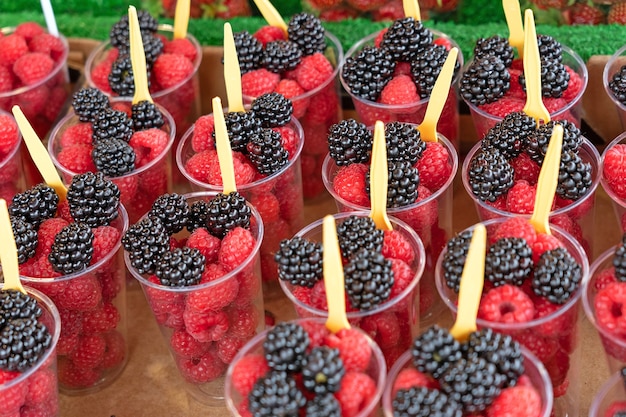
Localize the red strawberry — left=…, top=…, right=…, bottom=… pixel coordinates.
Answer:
left=530, top=0, right=569, bottom=9
left=609, top=1, right=626, bottom=24
left=305, top=0, right=343, bottom=11
left=346, top=0, right=388, bottom=11
left=566, top=2, right=605, bottom=25
left=320, top=5, right=362, bottom=21
left=371, top=0, right=405, bottom=21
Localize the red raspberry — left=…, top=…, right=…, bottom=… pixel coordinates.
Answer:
left=595, top=281, right=626, bottom=335
left=506, top=69, right=526, bottom=101
left=486, top=384, right=541, bottom=417
left=510, top=152, right=540, bottom=184
left=162, top=38, right=198, bottom=62
left=185, top=227, right=221, bottom=263
left=177, top=349, right=226, bottom=383
left=544, top=347, right=570, bottom=387
left=69, top=333, right=106, bottom=369
left=360, top=312, right=401, bottom=349
left=388, top=258, right=415, bottom=302
left=91, top=225, right=120, bottom=263
left=513, top=330, right=558, bottom=363
left=183, top=307, right=230, bottom=343
left=217, top=334, right=249, bottom=363
left=18, top=85, right=49, bottom=115
left=101, top=329, right=126, bottom=369
left=324, top=327, right=372, bottom=373
left=226, top=304, right=260, bottom=339
left=170, top=328, right=210, bottom=359
left=207, top=151, right=256, bottom=187
left=478, top=284, right=535, bottom=324
left=274, top=79, right=309, bottom=118
left=382, top=229, right=415, bottom=264
left=25, top=368, right=56, bottom=406
left=543, top=97, right=568, bottom=114
left=0, top=369, right=28, bottom=413
left=392, top=368, right=439, bottom=397
left=56, top=144, right=97, bottom=174
left=333, top=163, right=370, bottom=207
left=90, top=60, right=114, bottom=94
left=506, top=180, right=537, bottom=214
left=248, top=192, right=280, bottom=224
left=532, top=295, right=576, bottom=337
left=59, top=122, right=93, bottom=148
left=218, top=227, right=257, bottom=272
left=303, top=87, right=338, bottom=125
left=0, top=65, right=14, bottom=93
left=231, top=353, right=269, bottom=397
left=56, top=275, right=102, bottom=311
left=397, top=185, right=438, bottom=230
left=0, top=34, right=28, bottom=66
left=241, top=69, right=281, bottom=98
left=184, top=150, right=215, bottom=183
left=379, top=74, right=419, bottom=105
left=0, top=114, right=18, bottom=156
left=374, top=28, right=388, bottom=48
left=35, top=218, right=70, bottom=257
left=308, top=279, right=329, bottom=311
left=152, top=53, right=194, bottom=89
left=479, top=97, right=525, bottom=118
left=12, top=52, right=54, bottom=86
left=273, top=125, right=298, bottom=158
left=129, top=128, right=170, bottom=167
left=393, top=62, right=412, bottom=77
left=294, top=53, right=333, bottom=91
left=16, top=22, right=45, bottom=42
left=335, top=371, right=377, bottom=417
left=99, top=270, right=123, bottom=303
left=531, top=232, right=563, bottom=264
left=82, top=303, right=120, bottom=334
left=491, top=217, right=537, bottom=246
left=607, top=402, right=626, bottom=417
left=594, top=267, right=617, bottom=291
left=562, top=67, right=583, bottom=102
left=416, top=141, right=452, bottom=191
left=29, top=33, right=66, bottom=62
left=191, top=114, right=215, bottom=153
left=253, top=26, right=286, bottom=46
left=57, top=359, right=100, bottom=388
left=187, top=264, right=239, bottom=312
left=604, top=144, right=626, bottom=199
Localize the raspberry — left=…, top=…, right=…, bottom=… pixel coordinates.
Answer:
left=16, top=22, right=45, bottom=42
left=207, top=151, right=256, bottom=187
left=392, top=368, right=439, bottom=397
left=562, top=67, right=582, bottom=102
left=187, top=264, right=239, bottom=312
left=485, top=385, right=541, bottom=417
left=24, top=368, right=56, bottom=406
left=177, top=349, right=226, bottom=383
left=81, top=302, right=120, bottom=334
left=0, top=370, right=28, bottom=412
left=91, top=225, right=121, bottom=263
left=294, top=53, right=333, bottom=91
left=218, top=227, right=257, bottom=272
left=604, top=144, right=626, bottom=199
left=505, top=180, right=537, bottom=214
left=152, top=53, right=194, bottom=89
left=90, top=60, right=114, bottom=94
left=12, top=52, right=54, bottom=85
left=69, top=333, right=106, bottom=369
left=334, top=371, right=377, bottom=417
left=0, top=65, right=14, bottom=93
left=533, top=296, right=576, bottom=337
left=0, top=34, right=29, bottom=66
left=479, top=97, right=526, bottom=118
left=333, top=163, right=370, bottom=207
left=323, top=327, right=372, bottom=373
left=274, top=79, right=309, bottom=118
left=55, top=275, right=102, bottom=311
left=274, top=126, right=298, bottom=158
left=162, top=38, right=198, bottom=62
left=170, top=328, right=210, bottom=359
left=241, top=69, right=281, bottom=98
left=128, top=128, right=170, bottom=167
left=388, top=258, right=415, bottom=302
left=227, top=305, right=260, bottom=338
left=513, top=331, right=558, bottom=363
left=303, top=87, right=338, bottom=124
left=184, top=150, right=215, bottom=183
left=507, top=68, right=526, bottom=99
left=35, top=218, right=70, bottom=257
left=56, top=144, right=97, bottom=174
left=382, top=229, right=415, bottom=264
left=217, top=335, right=249, bottom=364
left=595, top=281, right=626, bottom=335
left=29, top=33, right=66, bottom=61
left=416, top=141, right=451, bottom=191
left=478, top=284, right=535, bottom=324
left=360, top=312, right=401, bottom=349
left=594, top=267, right=617, bottom=291
left=100, top=329, right=126, bottom=369
left=491, top=217, right=537, bottom=247
left=510, top=152, right=541, bottom=184
left=231, top=353, right=270, bottom=397
left=531, top=233, right=563, bottom=264
left=253, top=26, right=286, bottom=47
left=183, top=307, right=230, bottom=343
left=57, top=359, right=100, bottom=388
left=248, top=192, right=280, bottom=225
left=185, top=227, right=221, bottom=264
left=191, top=114, right=215, bottom=152
left=59, top=122, right=93, bottom=148
left=379, top=74, right=419, bottom=105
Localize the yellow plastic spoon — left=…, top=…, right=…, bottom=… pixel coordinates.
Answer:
left=173, top=0, right=190, bottom=40
left=212, top=96, right=238, bottom=195
left=528, top=124, right=563, bottom=235
left=11, top=106, right=67, bottom=201
left=369, top=121, right=393, bottom=231
left=449, top=222, right=486, bottom=342
left=252, top=0, right=288, bottom=33
left=323, top=215, right=351, bottom=334
left=522, top=9, right=550, bottom=127
left=403, top=0, right=421, bottom=21
left=223, top=23, right=245, bottom=113
left=0, top=199, right=26, bottom=293
left=502, top=0, right=524, bottom=57
left=417, top=47, right=458, bottom=143
left=128, top=6, right=153, bottom=105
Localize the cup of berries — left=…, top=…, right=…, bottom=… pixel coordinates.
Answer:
left=603, top=43, right=626, bottom=132
left=0, top=110, right=26, bottom=203
left=589, top=367, right=626, bottom=417
left=600, top=131, right=626, bottom=232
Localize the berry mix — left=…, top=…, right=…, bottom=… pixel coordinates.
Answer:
left=233, top=13, right=341, bottom=198
left=50, top=87, right=173, bottom=224
left=180, top=92, right=304, bottom=282
left=0, top=112, right=22, bottom=202
left=121, top=192, right=264, bottom=387
left=10, top=173, right=127, bottom=391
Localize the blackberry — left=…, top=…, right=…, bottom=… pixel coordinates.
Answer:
left=233, top=31, right=263, bottom=74
left=263, top=40, right=302, bottom=74
left=380, top=17, right=434, bottom=62
left=0, top=318, right=52, bottom=372
left=139, top=33, right=164, bottom=66
left=466, top=328, right=524, bottom=386
left=485, top=237, right=533, bottom=287
left=392, top=386, right=463, bottom=417
left=613, top=233, right=626, bottom=281
left=186, top=200, right=210, bottom=233
left=287, top=13, right=326, bottom=56
left=412, top=325, right=462, bottom=379
left=609, top=65, right=626, bottom=106
left=205, top=192, right=251, bottom=238
left=532, top=247, right=582, bottom=304
left=341, top=46, right=395, bottom=102
left=336, top=215, right=383, bottom=259
left=109, top=10, right=159, bottom=50
left=131, top=100, right=165, bottom=131
left=467, top=147, right=514, bottom=203
left=411, top=44, right=460, bottom=98
left=246, top=128, right=290, bottom=175
left=472, top=36, right=514, bottom=68
left=526, top=120, right=583, bottom=164
left=482, top=111, right=537, bottom=160
left=366, top=160, right=420, bottom=208
left=92, top=138, right=136, bottom=177
left=9, top=184, right=59, bottom=228
left=67, top=172, right=121, bottom=227
left=274, top=237, right=323, bottom=288
left=301, top=346, right=345, bottom=394
left=263, top=322, right=310, bottom=372
left=343, top=248, right=394, bottom=310
left=121, top=215, right=170, bottom=275
left=251, top=92, right=293, bottom=128
left=327, top=119, right=372, bottom=166
left=71, top=87, right=110, bottom=123
left=519, top=59, right=569, bottom=98
left=385, top=121, right=426, bottom=164
left=536, top=34, right=563, bottom=63
left=155, top=247, right=205, bottom=287
left=10, top=215, right=37, bottom=264
left=442, top=230, right=473, bottom=293
left=248, top=371, right=306, bottom=417
left=48, top=222, right=94, bottom=274
left=108, top=55, right=138, bottom=97
left=0, top=290, right=42, bottom=327
left=459, top=56, right=510, bottom=106
left=149, top=193, right=189, bottom=234
left=556, top=150, right=593, bottom=201
left=305, top=394, right=341, bottom=417
left=212, top=111, right=262, bottom=153
left=92, top=107, right=134, bottom=143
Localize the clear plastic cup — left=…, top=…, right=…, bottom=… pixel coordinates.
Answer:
left=224, top=317, right=387, bottom=417
left=382, top=346, right=553, bottom=416
left=340, top=30, right=464, bottom=151
left=600, top=131, right=626, bottom=233
left=20, top=205, right=129, bottom=395
left=0, top=286, right=61, bottom=417
left=603, top=44, right=626, bottom=132
left=0, top=109, right=25, bottom=202
left=462, top=138, right=601, bottom=259
left=589, top=370, right=626, bottom=416
left=48, top=99, right=176, bottom=224
left=435, top=218, right=590, bottom=417
left=322, top=133, right=458, bottom=329
left=279, top=211, right=426, bottom=368
left=125, top=192, right=265, bottom=406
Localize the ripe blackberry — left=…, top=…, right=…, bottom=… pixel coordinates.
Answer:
left=274, top=237, right=323, bottom=288
left=131, top=100, right=165, bottom=131
left=248, top=371, right=306, bottom=417
left=302, top=346, right=345, bottom=394
left=344, top=248, right=394, bottom=310
left=149, top=193, right=189, bottom=234
left=72, top=87, right=110, bottom=123
left=92, top=107, right=134, bottom=143
left=212, top=111, right=262, bottom=153
left=613, top=234, right=626, bottom=281
left=288, top=13, right=326, bottom=56
left=48, top=222, right=95, bottom=274
left=67, top=172, right=121, bottom=227
left=336, top=215, right=383, bottom=259
left=380, top=17, right=434, bottom=62
left=0, top=318, right=51, bottom=372
left=251, top=92, right=293, bottom=128
left=9, top=184, right=59, bottom=228
left=263, top=322, right=310, bottom=372
left=412, top=325, right=462, bottom=379
left=472, top=36, right=514, bottom=68
left=532, top=247, right=582, bottom=304
left=485, top=237, right=533, bottom=287
left=305, top=394, right=341, bottom=417
left=366, top=160, right=420, bottom=208
left=205, top=192, right=251, bottom=238
left=609, top=65, right=626, bottom=106
left=525, top=120, right=583, bottom=164
left=155, top=247, right=205, bottom=287
left=536, top=35, right=563, bottom=63
left=556, top=150, right=592, bottom=201
left=108, top=55, right=138, bottom=97
left=467, top=147, right=514, bottom=202
left=122, top=215, right=169, bottom=274
left=482, top=112, right=536, bottom=160
left=92, top=138, right=136, bottom=177
left=392, top=386, right=463, bottom=417
left=139, top=33, right=164, bottom=66
left=341, top=46, right=395, bottom=102
left=460, top=56, right=510, bottom=106
left=327, top=119, right=372, bottom=166
left=263, top=40, right=302, bottom=74
left=233, top=31, right=263, bottom=74
left=466, top=328, right=524, bottom=386
left=246, top=128, right=290, bottom=175
left=519, top=59, right=569, bottom=98
left=0, top=290, right=42, bottom=326
left=109, top=10, right=159, bottom=50
left=385, top=121, right=426, bottom=164
left=186, top=200, right=210, bottom=233
left=411, top=44, right=460, bottom=99
left=442, top=230, right=473, bottom=293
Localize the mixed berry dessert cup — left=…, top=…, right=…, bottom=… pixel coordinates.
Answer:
left=588, top=369, right=626, bottom=416
left=0, top=109, right=25, bottom=203
left=322, top=133, right=458, bottom=329
left=48, top=99, right=176, bottom=224
left=278, top=211, right=426, bottom=368
left=603, top=43, right=626, bottom=132
left=601, top=131, right=626, bottom=233
left=435, top=218, right=590, bottom=417
left=224, top=318, right=387, bottom=417
left=0, top=286, right=61, bottom=417
left=125, top=192, right=265, bottom=406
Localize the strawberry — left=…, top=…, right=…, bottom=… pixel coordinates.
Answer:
left=371, top=0, right=405, bottom=21
left=609, top=1, right=626, bottom=24
left=346, top=0, right=389, bottom=11
left=530, top=0, right=569, bottom=10
left=565, top=2, right=605, bottom=25
left=305, top=0, right=343, bottom=11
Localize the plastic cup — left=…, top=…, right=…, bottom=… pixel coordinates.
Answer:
left=322, top=133, right=458, bottom=329
left=603, top=43, right=626, bottom=132
left=382, top=346, right=553, bottom=416
left=278, top=211, right=426, bottom=368
left=224, top=317, right=387, bottom=417
left=48, top=98, right=176, bottom=224
left=600, top=132, right=626, bottom=233
left=242, top=31, right=343, bottom=200
left=435, top=218, right=590, bottom=417
left=0, top=286, right=60, bottom=417
left=20, top=205, right=129, bottom=395
left=0, top=109, right=25, bottom=202
left=461, top=138, right=601, bottom=259
left=464, top=44, right=588, bottom=139
left=176, top=114, right=304, bottom=283
left=340, top=30, right=464, bottom=151
left=126, top=191, right=265, bottom=406
left=589, top=370, right=626, bottom=416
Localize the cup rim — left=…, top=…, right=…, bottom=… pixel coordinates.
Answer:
left=588, top=369, right=624, bottom=417
left=0, top=109, right=22, bottom=168
left=600, top=130, right=626, bottom=209
left=603, top=43, right=626, bottom=113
